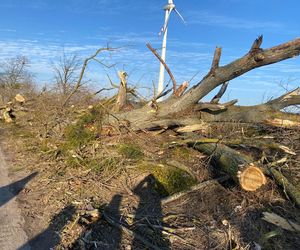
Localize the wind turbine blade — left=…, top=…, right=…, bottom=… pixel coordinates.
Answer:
left=174, top=8, right=186, bottom=24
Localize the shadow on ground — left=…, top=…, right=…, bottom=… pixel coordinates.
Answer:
left=16, top=173, right=300, bottom=250
left=131, top=174, right=170, bottom=249
left=0, top=172, right=37, bottom=208
left=18, top=205, right=76, bottom=250
left=32, top=175, right=170, bottom=250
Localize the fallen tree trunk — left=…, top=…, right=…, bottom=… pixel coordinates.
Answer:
left=165, top=36, right=300, bottom=113
left=110, top=37, right=300, bottom=130
left=187, top=141, right=267, bottom=191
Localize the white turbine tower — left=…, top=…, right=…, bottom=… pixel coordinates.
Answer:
left=157, top=0, right=185, bottom=95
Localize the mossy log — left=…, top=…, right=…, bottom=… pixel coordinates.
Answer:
left=187, top=142, right=267, bottom=191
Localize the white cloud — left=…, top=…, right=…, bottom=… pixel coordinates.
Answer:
left=186, top=10, right=284, bottom=30
left=0, top=29, right=16, bottom=32
left=0, top=35, right=299, bottom=106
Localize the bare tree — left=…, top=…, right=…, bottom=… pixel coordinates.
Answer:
left=0, top=56, right=32, bottom=89
left=52, top=52, right=81, bottom=96
left=0, top=56, right=33, bottom=103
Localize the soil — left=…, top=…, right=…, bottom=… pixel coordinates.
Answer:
left=0, top=124, right=300, bottom=250
left=0, top=137, right=30, bottom=249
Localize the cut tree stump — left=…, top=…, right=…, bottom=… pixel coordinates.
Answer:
left=15, top=94, right=25, bottom=104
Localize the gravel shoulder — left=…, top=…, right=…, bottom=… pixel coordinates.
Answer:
left=0, top=146, right=31, bottom=250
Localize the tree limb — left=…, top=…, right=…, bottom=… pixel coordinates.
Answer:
left=210, top=47, right=222, bottom=73
left=195, top=99, right=238, bottom=111
left=146, top=43, right=177, bottom=94
left=266, top=87, right=300, bottom=110
left=210, top=81, right=229, bottom=104
left=166, top=37, right=300, bottom=114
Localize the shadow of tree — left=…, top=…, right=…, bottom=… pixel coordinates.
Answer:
left=0, top=172, right=37, bottom=207
left=18, top=205, right=76, bottom=250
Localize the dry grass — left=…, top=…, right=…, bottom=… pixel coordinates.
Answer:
left=1, top=85, right=300, bottom=250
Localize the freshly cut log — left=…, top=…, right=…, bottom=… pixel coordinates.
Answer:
left=238, top=165, right=267, bottom=191
left=187, top=142, right=267, bottom=191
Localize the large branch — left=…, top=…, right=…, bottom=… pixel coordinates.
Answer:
left=187, top=141, right=267, bottom=191
left=266, top=87, right=300, bottom=110
left=200, top=89, right=300, bottom=126
left=165, top=37, right=300, bottom=113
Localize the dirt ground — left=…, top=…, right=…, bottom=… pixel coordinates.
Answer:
left=0, top=141, right=31, bottom=250
left=1, top=122, right=300, bottom=250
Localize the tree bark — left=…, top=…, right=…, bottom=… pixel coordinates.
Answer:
left=186, top=140, right=300, bottom=206
left=165, top=37, right=300, bottom=114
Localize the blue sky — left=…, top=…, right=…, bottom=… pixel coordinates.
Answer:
left=0, top=0, right=299, bottom=105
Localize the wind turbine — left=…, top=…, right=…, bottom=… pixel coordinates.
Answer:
left=157, top=0, right=185, bottom=95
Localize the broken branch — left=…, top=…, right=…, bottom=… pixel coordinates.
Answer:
left=266, top=87, right=300, bottom=110
left=146, top=43, right=177, bottom=94
left=210, top=47, right=222, bottom=72
left=211, top=81, right=229, bottom=103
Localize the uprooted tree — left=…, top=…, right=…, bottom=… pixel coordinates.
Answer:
left=108, top=36, right=300, bottom=130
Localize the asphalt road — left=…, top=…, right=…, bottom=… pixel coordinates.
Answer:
left=0, top=147, right=30, bottom=250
